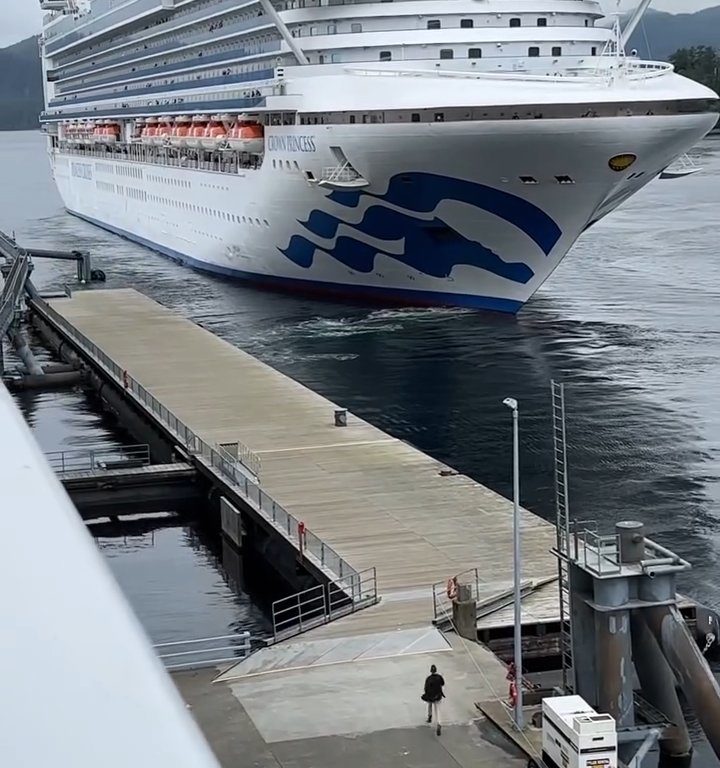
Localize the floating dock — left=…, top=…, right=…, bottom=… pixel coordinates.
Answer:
left=31, top=287, right=559, bottom=639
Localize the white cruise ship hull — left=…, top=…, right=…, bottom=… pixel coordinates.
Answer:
left=51, top=113, right=715, bottom=312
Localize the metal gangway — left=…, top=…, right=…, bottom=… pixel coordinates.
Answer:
left=0, top=234, right=30, bottom=339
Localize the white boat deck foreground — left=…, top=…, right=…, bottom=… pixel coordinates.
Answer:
left=0, top=383, right=220, bottom=768
left=46, top=288, right=558, bottom=635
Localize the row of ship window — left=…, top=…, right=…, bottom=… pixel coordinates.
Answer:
left=147, top=173, right=190, bottom=187
left=298, top=16, right=590, bottom=35
left=371, top=45, right=578, bottom=62
left=144, top=193, right=271, bottom=227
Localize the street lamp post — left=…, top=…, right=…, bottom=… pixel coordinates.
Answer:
left=502, top=396, right=523, bottom=730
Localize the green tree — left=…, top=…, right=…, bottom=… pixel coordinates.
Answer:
left=670, top=45, right=720, bottom=100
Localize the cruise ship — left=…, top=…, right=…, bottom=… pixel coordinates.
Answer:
left=39, top=0, right=718, bottom=312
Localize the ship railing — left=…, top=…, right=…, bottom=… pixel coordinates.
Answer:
left=58, top=143, right=264, bottom=175
left=347, top=59, right=672, bottom=84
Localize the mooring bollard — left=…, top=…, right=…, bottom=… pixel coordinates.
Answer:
left=334, top=408, right=347, bottom=427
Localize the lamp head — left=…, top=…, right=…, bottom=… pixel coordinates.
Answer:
left=502, top=397, right=518, bottom=411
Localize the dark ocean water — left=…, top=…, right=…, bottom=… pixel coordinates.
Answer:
left=2, top=131, right=720, bottom=757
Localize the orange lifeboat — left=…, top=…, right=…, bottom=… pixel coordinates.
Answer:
left=170, top=115, right=191, bottom=147
left=201, top=115, right=227, bottom=149
left=186, top=115, right=208, bottom=149
left=154, top=116, right=173, bottom=146
left=102, top=122, right=120, bottom=144
left=227, top=120, right=264, bottom=153
left=141, top=117, right=159, bottom=145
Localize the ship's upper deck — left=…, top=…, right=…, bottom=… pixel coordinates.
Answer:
left=40, top=0, right=623, bottom=120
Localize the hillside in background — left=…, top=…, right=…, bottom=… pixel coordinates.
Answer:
left=626, top=6, right=720, bottom=60
left=1, top=8, right=720, bottom=130
left=0, top=36, right=43, bottom=131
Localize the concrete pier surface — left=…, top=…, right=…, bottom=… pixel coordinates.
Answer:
left=173, top=631, right=531, bottom=768
left=41, top=287, right=558, bottom=636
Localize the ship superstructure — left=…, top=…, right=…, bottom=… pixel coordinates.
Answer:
left=39, top=0, right=718, bottom=311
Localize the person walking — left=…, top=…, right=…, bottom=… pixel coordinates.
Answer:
left=422, top=664, right=445, bottom=735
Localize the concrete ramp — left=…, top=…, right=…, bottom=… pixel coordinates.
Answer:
left=216, top=627, right=450, bottom=682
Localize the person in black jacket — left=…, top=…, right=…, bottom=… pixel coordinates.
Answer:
left=422, top=664, right=445, bottom=735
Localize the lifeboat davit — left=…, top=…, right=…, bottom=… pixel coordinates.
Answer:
left=227, top=120, right=264, bottom=153
left=186, top=115, right=208, bottom=149
left=154, top=116, right=173, bottom=146
left=92, top=121, right=106, bottom=144
left=76, top=121, right=91, bottom=145
left=201, top=115, right=227, bottom=149
left=64, top=122, right=76, bottom=144
left=141, top=117, right=159, bottom=145
left=170, top=115, right=191, bottom=147
left=133, top=118, right=146, bottom=142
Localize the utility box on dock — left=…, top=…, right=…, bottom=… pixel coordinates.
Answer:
left=542, top=695, right=617, bottom=768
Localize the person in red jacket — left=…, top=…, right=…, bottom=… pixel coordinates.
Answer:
left=422, top=664, right=445, bottom=736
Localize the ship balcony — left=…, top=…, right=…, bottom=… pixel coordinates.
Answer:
left=315, top=162, right=369, bottom=189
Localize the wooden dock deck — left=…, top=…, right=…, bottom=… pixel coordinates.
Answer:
left=45, top=288, right=558, bottom=635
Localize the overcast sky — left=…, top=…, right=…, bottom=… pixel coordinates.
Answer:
left=0, top=0, right=717, bottom=49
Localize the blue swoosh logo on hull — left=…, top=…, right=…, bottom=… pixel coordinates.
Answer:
left=278, top=172, right=562, bottom=284
left=283, top=207, right=534, bottom=282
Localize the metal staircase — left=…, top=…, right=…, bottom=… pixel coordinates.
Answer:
left=551, top=380, right=574, bottom=692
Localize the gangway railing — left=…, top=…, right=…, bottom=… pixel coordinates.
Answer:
left=271, top=567, right=378, bottom=642
left=32, top=297, right=366, bottom=588
left=0, top=249, right=30, bottom=338
left=45, top=444, right=151, bottom=474
left=153, top=632, right=252, bottom=671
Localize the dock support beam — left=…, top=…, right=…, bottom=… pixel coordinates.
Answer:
left=631, top=611, right=692, bottom=766
left=7, top=326, right=44, bottom=376
left=646, top=604, right=720, bottom=761
left=594, top=580, right=634, bottom=727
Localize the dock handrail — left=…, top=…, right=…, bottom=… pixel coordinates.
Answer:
left=153, top=632, right=252, bottom=670
left=271, top=567, right=378, bottom=642
left=33, top=297, right=363, bottom=587
left=45, top=444, right=151, bottom=474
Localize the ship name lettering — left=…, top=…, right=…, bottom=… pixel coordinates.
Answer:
left=268, top=135, right=316, bottom=153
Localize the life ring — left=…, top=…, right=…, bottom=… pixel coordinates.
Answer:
left=446, top=577, right=458, bottom=601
